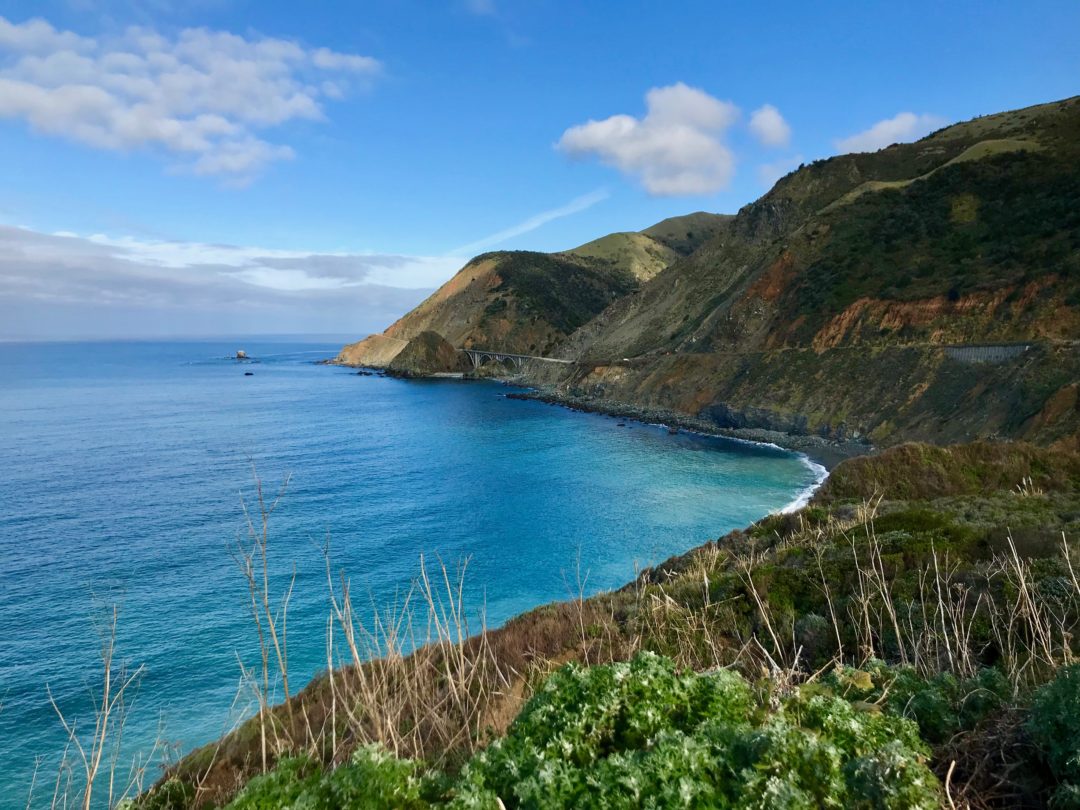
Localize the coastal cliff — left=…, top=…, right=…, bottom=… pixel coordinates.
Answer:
left=338, top=95, right=1080, bottom=453
left=332, top=213, right=727, bottom=369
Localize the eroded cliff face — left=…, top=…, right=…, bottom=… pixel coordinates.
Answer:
left=336, top=333, right=408, bottom=367
left=554, top=342, right=1080, bottom=448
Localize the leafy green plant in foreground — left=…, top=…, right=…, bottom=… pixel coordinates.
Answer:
left=224, top=746, right=443, bottom=810
left=220, top=652, right=941, bottom=809
left=822, top=661, right=1013, bottom=745
left=1030, top=664, right=1080, bottom=808
left=455, top=652, right=938, bottom=808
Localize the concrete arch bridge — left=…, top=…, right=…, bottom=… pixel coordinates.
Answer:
left=461, top=348, right=572, bottom=370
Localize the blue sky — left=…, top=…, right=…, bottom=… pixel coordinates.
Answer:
left=0, top=0, right=1077, bottom=339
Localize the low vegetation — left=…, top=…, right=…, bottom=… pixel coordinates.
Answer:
left=212, top=653, right=940, bottom=809
left=787, top=150, right=1080, bottom=338
left=479, top=251, right=638, bottom=336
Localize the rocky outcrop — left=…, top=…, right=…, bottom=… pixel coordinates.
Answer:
left=386, top=331, right=468, bottom=377
left=335, top=333, right=408, bottom=368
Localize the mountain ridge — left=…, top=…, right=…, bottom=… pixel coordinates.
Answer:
left=338, top=95, right=1080, bottom=451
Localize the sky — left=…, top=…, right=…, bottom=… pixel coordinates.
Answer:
left=0, top=0, right=1077, bottom=340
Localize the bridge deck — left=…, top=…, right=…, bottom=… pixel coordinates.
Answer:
left=463, top=348, right=572, bottom=367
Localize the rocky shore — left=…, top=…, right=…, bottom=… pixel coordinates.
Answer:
left=505, top=387, right=871, bottom=470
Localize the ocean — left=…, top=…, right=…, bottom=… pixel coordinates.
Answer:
left=0, top=339, right=821, bottom=805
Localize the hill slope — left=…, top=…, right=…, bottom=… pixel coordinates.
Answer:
left=539, top=96, right=1080, bottom=449
left=335, top=213, right=727, bottom=367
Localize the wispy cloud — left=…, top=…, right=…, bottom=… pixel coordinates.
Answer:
left=464, top=0, right=497, bottom=15
left=0, top=15, right=381, bottom=183
left=449, top=189, right=609, bottom=256
left=0, top=224, right=459, bottom=338
left=835, top=111, right=946, bottom=153
left=558, top=83, right=740, bottom=196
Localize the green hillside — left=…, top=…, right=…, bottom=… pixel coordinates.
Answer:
left=545, top=96, right=1080, bottom=450
left=334, top=214, right=726, bottom=367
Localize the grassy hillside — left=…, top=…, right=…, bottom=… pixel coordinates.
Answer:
left=561, top=231, right=678, bottom=282
left=546, top=96, right=1080, bottom=450
left=641, top=211, right=732, bottom=255
left=416, top=251, right=632, bottom=354
left=334, top=213, right=727, bottom=368
left=141, top=440, right=1080, bottom=808
left=335, top=250, right=636, bottom=363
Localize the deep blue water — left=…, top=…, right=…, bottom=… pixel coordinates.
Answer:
left=0, top=340, right=821, bottom=805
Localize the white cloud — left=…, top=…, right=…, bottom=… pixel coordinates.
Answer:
left=757, top=154, right=803, bottom=188
left=557, top=83, right=739, bottom=196
left=450, top=189, right=609, bottom=256
left=0, top=224, right=463, bottom=338
left=0, top=16, right=93, bottom=53
left=835, top=111, right=946, bottom=153
left=748, top=104, right=791, bottom=147
left=0, top=16, right=381, bottom=181
left=311, top=47, right=380, bottom=73
left=67, top=230, right=458, bottom=289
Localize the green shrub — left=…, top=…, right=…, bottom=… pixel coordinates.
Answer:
left=125, top=779, right=194, bottom=810
left=824, top=662, right=1011, bottom=744
left=226, top=757, right=321, bottom=810
left=225, top=747, right=439, bottom=810
left=1030, top=664, right=1080, bottom=807
left=213, top=655, right=944, bottom=809
left=452, top=652, right=939, bottom=808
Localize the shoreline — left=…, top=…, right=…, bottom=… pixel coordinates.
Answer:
left=325, top=358, right=871, bottom=471
left=503, top=387, right=872, bottom=472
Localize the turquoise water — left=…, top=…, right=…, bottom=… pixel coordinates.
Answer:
left=0, top=340, right=820, bottom=804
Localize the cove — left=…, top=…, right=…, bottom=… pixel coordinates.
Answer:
left=0, top=340, right=820, bottom=806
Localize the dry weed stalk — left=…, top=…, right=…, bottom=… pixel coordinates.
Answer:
left=46, top=605, right=157, bottom=810
left=635, top=499, right=1077, bottom=701
left=322, top=547, right=512, bottom=764
left=229, top=471, right=296, bottom=772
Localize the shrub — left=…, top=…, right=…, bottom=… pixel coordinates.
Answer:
left=125, top=779, right=194, bottom=810
left=225, top=747, right=440, bottom=810
left=1030, top=664, right=1080, bottom=807
left=824, top=662, right=1012, bottom=744
left=452, top=652, right=940, bottom=808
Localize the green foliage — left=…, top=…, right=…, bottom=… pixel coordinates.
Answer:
left=825, top=662, right=1012, bottom=745
left=126, top=779, right=195, bottom=810
left=477, top=251, right=637, bottom=334
left=225, top=747, right=441, bottom=810
left=792, top=151, right=1080, bottom=327
left=1030, top=665, right=1080, bottom=807
left=452, top=652, right=939, bottom=808
left=226, top=757, right=320, bottom=810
